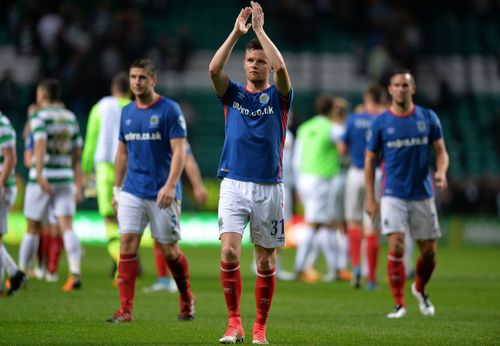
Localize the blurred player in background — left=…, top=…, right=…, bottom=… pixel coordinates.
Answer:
left=81, top=72, right=131, bottom=281
left=294, top=95, right=342, bottom=283
left=18, top=79, right=84, bottom=292
left=23, top=108, right=63, bottom=283
left=209, top=2, right=292, bottom=343
left=107, top=58, right=194, bottom=323
left=338, top=84, right=387, bottom=289
left=365, top=69, right=449, bottom=318
left=0, top=110, right=26, bottom=296
left=143, top=142, right=207, bottom=293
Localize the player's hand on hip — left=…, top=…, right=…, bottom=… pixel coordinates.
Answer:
left=250, top=1, right=264, bottom=31
left=234, top=6, right=252, bottom=36
left=365, top=198, right=379, bottom=219
left=434, top=171, right=448, bottom=191
left=157, top=185, right=175, bottom=209
left=38, top=177, right=54, bottom=195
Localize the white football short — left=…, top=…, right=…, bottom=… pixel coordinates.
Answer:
left=24, top=183, right=76, bottom=222
left=297, top=175, right=333, bottom=224
left=0, top=187, right=17, bottom=234
left=117, top=191, right=181, bottom=244
left=344, top=166, right=382, bottom=228
left=380, top=196, right=441, bottom=240
left=218, top=178, right=285, bottom=248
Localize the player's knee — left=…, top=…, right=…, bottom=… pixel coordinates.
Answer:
left=221, top=245, right=239, bottom=262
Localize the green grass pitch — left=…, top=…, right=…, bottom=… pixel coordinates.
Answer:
left=1, top=244, right=499, bottom=345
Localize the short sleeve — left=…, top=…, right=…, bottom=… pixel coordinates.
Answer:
left=366, top=117, right=381, bottom=153
left=219, top=80, right=239, bottom=105
left=428, top=110, right=443, bottom=142
left=30, top=113, right=47, bottom=142
left=119, top=108, right=126, bottom=143
left=341, top=116, right=353, bottom=144
left=166, top=102, right=187, bottom=140
left=0, top=122, right=15, bottom=149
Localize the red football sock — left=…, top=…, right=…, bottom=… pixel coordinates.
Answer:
left=387, top=252, right=405, bottom=306
left=366, top=234, right=379, bottom=283
left=167, top=252, right=192, bottom=303
left=118, top=253, right=139, bottom=313
left=255, top=268, right=276, bottom=326
left=38, top=230, right=50, bottom=267
left=220, top=261, right=242, bottom=320
left=154, top=241, right=169, bottom=278
left=47, top=235, right=64, bottom=274
left=415, top=256, right=436, bottom=293
left=348, top=227, right=362, bottom=267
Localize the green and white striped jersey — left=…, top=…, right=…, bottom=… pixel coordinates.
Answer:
left=0, top=113, right=16, bottom=187
left=29, top=106, right=83, bottom=184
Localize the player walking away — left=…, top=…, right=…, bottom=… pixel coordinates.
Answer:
left=365, top=69, right=449, bottom=318
left=338, top=84, right=387, bottom=289
left=293, top=95, right=342, bottom=284
left=144, top=142, right=207, bottom=294
left=209, top=2, right=292, bottom=344
left=107, top=58, right=195, bottom=323
left=0, top=111, right=26, bottom=296
left=18, top=79, right=84, bottom=292
left=23, top=108, right=64, bottom=283
left=81, top=72, right=131, bottom=283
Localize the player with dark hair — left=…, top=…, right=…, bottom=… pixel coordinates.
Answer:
left=338, top=84, right=388, bottom=289
left=19, top=78, right=84, bottom=292
left=365, top=69, right=449, bottom=318
left=209, top=2, right=292, bottom=343
left=107, top=58, right=195, bottom=323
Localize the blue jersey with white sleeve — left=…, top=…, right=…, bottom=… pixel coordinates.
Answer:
left=217, top=80, right=293, bottom=183
left=341, top=112, right=378, bottom=169
left=119, top=97, right=187, bottom=200
left=366, top=105, right=443, bottom=200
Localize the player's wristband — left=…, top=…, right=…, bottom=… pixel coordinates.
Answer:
left=113, top=186, right=122, bottom=196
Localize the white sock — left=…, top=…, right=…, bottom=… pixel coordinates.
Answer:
left=63, top=231, right=82, bottom=276
left=295, top=226, right=316, bottom=273
left=318, top=227, right=338, bottom=277
left=1, top=244, right=19, bottom=276
left=336, top=231, right=349, bottom=271
left=19, top=233, right=39, bottom=272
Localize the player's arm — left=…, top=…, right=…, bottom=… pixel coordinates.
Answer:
left=157, top=138, right=186, bottom=209
left=432, top=138, right=449, bottom=191
left=34, top=137, right=53, bottom=194
left=250, top=1, right=291, bottom=96
left=364, top=149, right=378, bottom=218
left=208, top=6, right=252, bottom=97
left=72, top=146, right=83, bottom=203
left=114, top=141, right=128, bottom=189
left=185, top=151, right=208, bottom=205
left=0, top=147, right=16, bottom=193
left=112, top=141, right=128, bottom=211
left=81, top=104, right=100, bottom=175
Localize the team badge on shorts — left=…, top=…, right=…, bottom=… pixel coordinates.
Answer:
left=259, top=93, right=270, bottom=105
left=218, top=217, right=224, bottom=231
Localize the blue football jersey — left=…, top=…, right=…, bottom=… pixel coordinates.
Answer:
left=341, top=112, right=379, bottom=169
left=366, top=105, right=443, bottom=200
left=217, top=80, right=293, bottom=183
left=119, top=97, right=187, bottom=200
